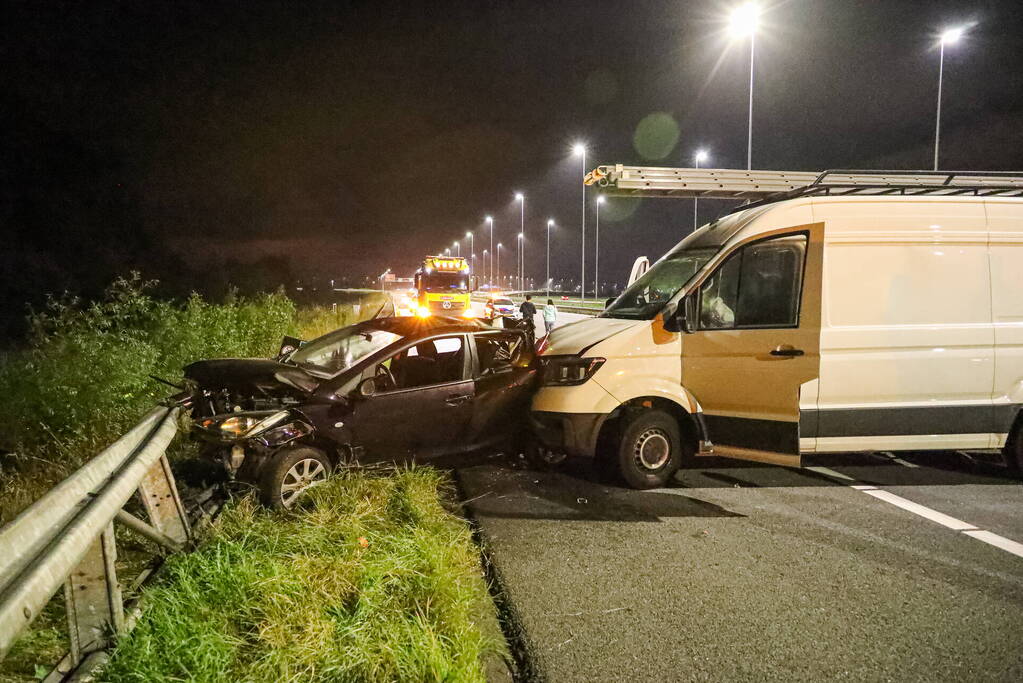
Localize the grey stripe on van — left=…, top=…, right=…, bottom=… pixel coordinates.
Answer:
left=799, top=404, right=1021, bottom=439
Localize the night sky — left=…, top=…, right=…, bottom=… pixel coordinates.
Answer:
left=3, top=0, right=1022, bottom=334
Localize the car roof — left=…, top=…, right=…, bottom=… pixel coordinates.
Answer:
left=360, top=315, right=490, bottom=337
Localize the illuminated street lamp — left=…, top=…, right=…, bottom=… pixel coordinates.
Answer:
left=453, top=241, right=460, bottom=257
left=934, top=26, right=965, bottom=170
left=485, top=215, right=494, bottom=288
left=573, top=142, right=587, bottom=298
left=694, top=149, right=709, bottom=230
left=482, top=249, right=488, bottom=287
left=515, top=192, right=525, bottom=293
left=594, top=196, right=605, bottom=298
left=728, top=2, right=759, bottom=170
left=546, top=218, right=554, bottom=297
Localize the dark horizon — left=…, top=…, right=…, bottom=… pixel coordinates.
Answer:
left=4, top=0, right=1023, bottom=334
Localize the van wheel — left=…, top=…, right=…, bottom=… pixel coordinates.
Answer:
left=615, top=410, right=682, bottom=489
left=260, top=446, right=333, bottom=509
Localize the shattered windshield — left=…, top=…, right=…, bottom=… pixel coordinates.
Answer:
left=288, top=324, right=401, bottom=375
left=603, top=248, right=719, bottom=320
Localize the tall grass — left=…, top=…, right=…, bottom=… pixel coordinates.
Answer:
left=101, top=469, right=499, bottom=683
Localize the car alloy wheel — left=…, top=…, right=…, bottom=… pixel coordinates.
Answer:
left=280, top=458, right=328, bottom=508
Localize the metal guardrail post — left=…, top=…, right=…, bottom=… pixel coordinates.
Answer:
left=63, top=523, right=123, bottom=662
left=137, top=454, right=191, bottom=545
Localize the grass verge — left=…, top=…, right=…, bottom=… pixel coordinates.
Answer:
left=100, top=468, right=501, bottom=683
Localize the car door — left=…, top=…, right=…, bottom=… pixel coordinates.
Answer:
left=348, top=334, right=475, bottom=461
left=465, top=330, right=536, bottom=447
left=681, top=223, right=824, bottom=466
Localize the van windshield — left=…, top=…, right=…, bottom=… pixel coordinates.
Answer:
left=603, top=248, right=719, bottom=320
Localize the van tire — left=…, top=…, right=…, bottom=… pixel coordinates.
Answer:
left=260, top=446, right=333, bottom=509
left=615, top=410, right=683, bottom=489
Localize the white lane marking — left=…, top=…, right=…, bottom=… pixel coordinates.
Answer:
left=961, top=530, right=1023, bottom=559
left=880, top=451, right=921, bottom=468
left=806, top=464, right=1023, bottom=559
left=860, top=489, right=978, bottom=531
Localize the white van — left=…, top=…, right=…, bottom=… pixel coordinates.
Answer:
left=531, top=167, right=1023, bottom=488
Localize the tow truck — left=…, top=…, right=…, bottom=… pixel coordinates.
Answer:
left=412, top=256, right=474, bottom=318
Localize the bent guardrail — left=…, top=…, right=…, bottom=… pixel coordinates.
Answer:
left=0, top=406, right=188, bottom=672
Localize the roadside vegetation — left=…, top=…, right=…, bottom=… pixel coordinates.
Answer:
left=3, top=276, right=471, bottom=683
left=101, top=469, right=498, bottom=682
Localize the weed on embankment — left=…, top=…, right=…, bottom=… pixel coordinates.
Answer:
left=101, top=468, right=499, bottom=683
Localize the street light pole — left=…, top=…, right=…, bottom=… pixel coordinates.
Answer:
left=694, top=149, right=708, bottom=230
left=496, top=243, right=502, bottom=289
left=453, top=241, right=460, bottom=257
left=595, top=196, right=605, bottom=298
left=485, top=216, right=494, bottom=288
left=515, top=193, right=525, bottom=293
left=934, top=27, right=963, bottom=170
left=729, top=3, right=759, bottom=170
left=546, top=219, right=554, bottom=298
left=573, top=143, right=587, bottom=299
left=517, top=233, right=523, bottom=293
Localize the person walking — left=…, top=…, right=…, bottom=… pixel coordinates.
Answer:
left=518, top=294, right=538, bottom=339
left=542, top=298, right=558, bottom=335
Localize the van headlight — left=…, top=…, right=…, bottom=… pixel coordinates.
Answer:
left=541, top=357, right=605, bottom=386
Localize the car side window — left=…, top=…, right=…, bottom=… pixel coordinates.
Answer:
left=475, top=332, right=525, bottom=376
left=376, top=336, right=466, bottom=391
left=699, top=233, right=807, bottom=330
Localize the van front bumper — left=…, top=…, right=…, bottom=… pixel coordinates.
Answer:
left=530, top=411, right=607, bottom=458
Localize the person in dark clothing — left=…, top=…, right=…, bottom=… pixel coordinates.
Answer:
left=518, top=295, right=538, bottom=338
left=519, top=295, right=537, bottom=320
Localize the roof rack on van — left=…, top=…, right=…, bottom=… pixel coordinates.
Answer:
left=585, top=165, right=1023, bottom=212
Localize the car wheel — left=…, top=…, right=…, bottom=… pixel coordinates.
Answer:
left=614, top=410, right=683, bottom=489
left=260, top=446, right=333, bottom=509
left=524, top=440, right=569, bottom=471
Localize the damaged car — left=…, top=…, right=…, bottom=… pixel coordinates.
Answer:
left=181, top=315, right=536, bottom=507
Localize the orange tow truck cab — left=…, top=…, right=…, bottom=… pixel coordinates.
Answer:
left=412, top=256, right=474, bottom=318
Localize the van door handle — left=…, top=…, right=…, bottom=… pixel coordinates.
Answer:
left=769, top=345, right=804, bottom=357
left=445, top=394, right=472, bottom=406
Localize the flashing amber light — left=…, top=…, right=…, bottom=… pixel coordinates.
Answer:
left=416, top=306, right=432, bottom=318
left=461, top=308, right=476, bottom=319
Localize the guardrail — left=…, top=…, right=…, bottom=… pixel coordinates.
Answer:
left=0, top=406, right=189, bottom=676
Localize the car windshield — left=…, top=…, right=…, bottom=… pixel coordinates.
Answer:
left=492, top=298, right=513, bottom=306
left=288, top=324, right=401, bottom=375
left=421, top=272, right=468, bottom=292
left=603, top=248, right=719, bottom=320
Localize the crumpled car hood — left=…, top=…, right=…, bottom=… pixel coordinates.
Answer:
left=183, top=359, right=319, bottom=394
left=541, top=317, right=644, bottom=356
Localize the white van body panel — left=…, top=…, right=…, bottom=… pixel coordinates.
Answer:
left=531, top=193, right=1023, bottom=461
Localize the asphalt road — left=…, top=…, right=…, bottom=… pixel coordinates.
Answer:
left=457, top=451, right=1023, bottom=682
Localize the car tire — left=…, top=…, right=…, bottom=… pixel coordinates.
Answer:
left=614, top=410, right=683, bottom=489
left=260, top=446, right=333, bottom=509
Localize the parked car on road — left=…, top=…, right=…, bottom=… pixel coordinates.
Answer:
left=485, top=296, right=516, bottom=318
left=182, top=316, right=536, bottom=507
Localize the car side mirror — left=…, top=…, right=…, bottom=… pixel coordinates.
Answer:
left=604, top=297, right=616, bottom=310
left=355, top=376, right=377, bottom=399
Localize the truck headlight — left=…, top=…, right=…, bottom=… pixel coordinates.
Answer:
left=541, top=357, right=605, bottom=386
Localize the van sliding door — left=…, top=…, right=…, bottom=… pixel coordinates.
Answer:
left=681, top=223, right=824, bottom=466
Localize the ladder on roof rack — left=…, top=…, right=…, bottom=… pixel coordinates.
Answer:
left=585, top=165, right=1023, bottom=204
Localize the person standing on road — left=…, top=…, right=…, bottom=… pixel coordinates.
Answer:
left=519, top=295, right=538, bottom=338
left=542, top=299, right=558, bottom=334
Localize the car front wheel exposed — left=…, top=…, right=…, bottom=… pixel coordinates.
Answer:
left=260, top=446, right=333, bottom=509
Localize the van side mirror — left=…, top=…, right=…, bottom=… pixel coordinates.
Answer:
left=662, top=296, right=696, bottom=334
